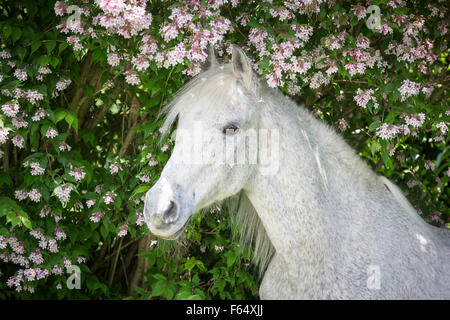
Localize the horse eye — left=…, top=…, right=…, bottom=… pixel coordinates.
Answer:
left=222, top=123, right=240, bottom=135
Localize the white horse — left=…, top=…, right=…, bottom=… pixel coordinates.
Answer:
left=143, top=45, right=450, bottom=299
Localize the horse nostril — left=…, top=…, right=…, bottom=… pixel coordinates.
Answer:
left=162, top=200, right=178, bottom=225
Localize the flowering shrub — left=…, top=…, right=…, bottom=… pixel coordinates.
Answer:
left=0, top=0, right=448, bottom=299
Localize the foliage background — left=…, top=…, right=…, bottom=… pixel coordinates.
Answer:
left=0, top=0, right=448, bottom=299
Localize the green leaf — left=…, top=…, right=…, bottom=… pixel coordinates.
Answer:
left=3, top=24, right=12, bottom=39
left=19, top=215, right=32, bottom=229
left=31, top=40, right=42, bottom=54
left=0, top=173, right=12, bottom=188
left=131, top=185, right=150, bottom=197
left=38, top=55, right=51, bottom=66
left=133, top=285, right=147, bottom=296
left=371, top=141, right=381, bottom=156
left=380, top=140, right=389, bottom=168
left=65, top=111, right=79, bottom=133
left=152, top=273, right=167, bottom=282
left=30, top=122, right=40, bottom=150
left=59, top=42, right=69, bottom=54
left=0, top=197, right=32, bottom=229
left=151, top=280, right=167, bottom=297
left=184, top=258, right=206, bottom=272
left=368, top=121, right=382, bottom=132
left=50, top=56, right=60, bottom=68
left=12, top=27, right=22, bottom=43
left=227, top=252, right=237, bottom=268
left=46, top=40, right=56, bottom=53
left=55, top=109, right=67, bottom=123
left=17, top=47, right=27, bottom=61
left=100, top=225, right=108, bottom=240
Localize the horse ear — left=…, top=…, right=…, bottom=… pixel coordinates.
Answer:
left=201, top=45, right=218, bottom=71
left=231, top=45, right=252, bottom=88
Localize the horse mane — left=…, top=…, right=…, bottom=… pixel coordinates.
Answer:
left=195, top=192, right=274, bottom=277
left=227, top=192, right=275, bottom=277
left=158, top=63, right=274, bottom=276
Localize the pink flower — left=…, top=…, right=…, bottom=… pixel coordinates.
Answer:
left=90, top=211, right=105, bottom=223
left=103, top=192, right=117, bottom=205
left=30, top=162, right=45, bottom=175
left=63, top=257, right=72, bottom=268
left=404, top=113, right=425, bottom=128
left=107, top=53, right=121, bottom=67
left=109, top=163, right=123, bottom=175
left=29, top=249, right=44, bottom=265
left=30, top=229, right=44, bottom=240
left=354, top=88, right=378, bottom=109
left=59, top=141, right=72, bottom=152
left=47, top=239, right=58, bottom=253
left=45, top=128, right=58, bottom=139
left=0, top=50, right=11, bottom=59
left=86, top=199, right=96, bottom=208
left=118, top=222, right=128, bottom=237
left=31, top=108, right=48, bottom=121
left=15, top=189, right=28, bottom=201
left=25, top=90, right=44, bottom=105
left=139, top=174, right=151, bottom=183
left=54, top=226, right=67, bottom=241
left=67, top=35, right=83, bottom=51
left=28, top=189, right=42, bottom=203
left=436, top=122, right=448, bottom=134
left=1, top=102, right=20, bottom=117
left=14, top=68, right=28, bottom=81
left=54, top=1, right=67, bottom=16
left=12, top=116, right=28, bottom=129
left=135, top=211, right=145, bottom=226
left=12, top=135, right=24, bottom=148
left=55, top=184, right=73, bottom=205
left=398, top=80, right=421, bottom=101
left=376, top=123, right=399, bottom=140
left=424, top=160, right=435, bottom=171
left=68, top=166, right=86, bottom=182
left=377, top=23, right=393, bottom=35
left=77, top=256, right=86, bottom=264
left=161, top=142, right=170, bottom=152
left=24, top=268, right=36, bottom=281
left=52, top=264, right=63, bottom=275
left=132, top=54, right=150, bottom=72
left=55, top=79, right=71, bottom=91
left=124, top=70, right=140, bottom=85
left=0, top=128, right=9, bottom=144
left=351, top=5, right=367, bottom=20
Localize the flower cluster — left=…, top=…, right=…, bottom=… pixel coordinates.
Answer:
left=0, top=0, right=447, bottom=299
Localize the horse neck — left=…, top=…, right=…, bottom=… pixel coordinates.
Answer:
left=244, top=93, right=377, bottom=263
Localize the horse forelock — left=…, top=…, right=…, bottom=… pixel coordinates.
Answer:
left=158, top=63, right=261, bottom=142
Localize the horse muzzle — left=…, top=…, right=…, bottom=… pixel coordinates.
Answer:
left=143, top=178, right=193, bottom=239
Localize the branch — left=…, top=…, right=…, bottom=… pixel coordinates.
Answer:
left=68, top=55, right=93, bottom=112
left=2, top=142, right=10, bottom=172
left=86, top=83, right=123, bottom=130
left=118, top=96, right=147, bottom=157
left=128, top=235, right=153, bottom=295
left=109, top=236, right=124, bottom=287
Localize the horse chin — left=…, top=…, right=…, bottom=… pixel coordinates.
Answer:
left=148, top=216, right=192, bottom=241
